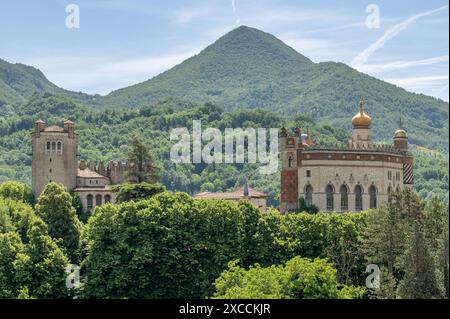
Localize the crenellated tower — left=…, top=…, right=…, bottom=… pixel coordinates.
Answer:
left=31, top=119, right=78, bottom=197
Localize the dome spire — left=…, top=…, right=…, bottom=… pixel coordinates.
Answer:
left=352, top=98, right=371, bottom=128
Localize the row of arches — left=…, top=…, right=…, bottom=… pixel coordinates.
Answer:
left=305, top=184, right=380, bottom=211
left=45, top=141, right=63, bottom=155
left=86, top=194, right=112, bottom=211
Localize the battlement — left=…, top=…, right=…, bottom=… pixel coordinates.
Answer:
left=78, top=159, right=128, bottom=185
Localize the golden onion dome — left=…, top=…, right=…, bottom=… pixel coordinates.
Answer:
left=352, top=100, right=372, bottom=128
left=394, top=129, right=407, bottom=138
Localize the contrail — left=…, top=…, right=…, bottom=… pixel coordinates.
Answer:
left=350, top=5, right=449, bottom=67
left=357, top=55, right=449, bottom=73
left=231, top=0, right=240, bottom=26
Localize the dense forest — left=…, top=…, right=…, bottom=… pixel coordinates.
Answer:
left=0, top=181, right=448, bottom=299
left=1, top=26, right=448, bottom=152
left=0, top=93, right=448, bottom=205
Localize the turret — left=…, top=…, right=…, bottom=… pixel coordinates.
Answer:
left=349, top=99, right=373, bottom=149
left=63, top=120, right=75, bottom=138
left=34, top=119, right=46, bottom=137
left=393, top=129, right=408, bottom=152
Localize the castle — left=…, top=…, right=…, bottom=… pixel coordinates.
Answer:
left=279, top=100, right=414, bottom=213
left=31, top=99, right=413, bottom=214
left=31, top=120, right=128, bottom=212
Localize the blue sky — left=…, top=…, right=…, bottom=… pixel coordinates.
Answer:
left=0, top=0, right=448, bottom=100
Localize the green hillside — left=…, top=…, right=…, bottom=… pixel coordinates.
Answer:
left=0, top=94, right=447, bottom=205
left=98, top=26, right=449, bottom=152
left=0, top=58, right=92, bottom=113
left=0, top=26, right=447, bottom=203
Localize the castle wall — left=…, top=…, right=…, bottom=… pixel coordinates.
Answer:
left=298, top=158, right=403, bottom=212
left=76, top=189, right=117, bottom=212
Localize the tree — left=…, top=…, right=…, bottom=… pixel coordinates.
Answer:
left=212, top=257, right=365, bottom=299
left=362, top=188, right=448, bottom=299
left=0, top=197, right=69, bottom=298
left=298, top=197, right=319, bottom=214
left=126, top=135, right=160, bottom=183
left=35, top=183, right=82, bottom=261
left=424, top=197, right=449, bottom=297
left=0, top=181, right=34, bottom=205
left=397, top=219, right=443, bottom=298
left=112, top=182, right=166, bottom=203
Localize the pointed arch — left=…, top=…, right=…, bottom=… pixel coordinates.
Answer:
left=340, top=184, right=349, bottom=211
left=305, top=184, right=313, bottom=206
left=87, top=194, right=93, bottom=211
left=369, top=185, right=377, bottom=209
left=325, top=184, right=334, bottom=211
left=95, top=194, right=102, bottom=206
left=354, top=184, right=363, bottom=211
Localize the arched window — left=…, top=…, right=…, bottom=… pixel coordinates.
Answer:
left=355, top=185, right=363, bottom=211
left=340, top=185, right=348, bottom=211
left=46, top=141, right=51, bottom=154
left=87, top=194, right=93, bottom=210
left=369, top=185, right=377, bottom=209
left=288, top=156, right=293, bottom=168
left=326, top=184, right=334, bottom=211
left=104, top=194, right=111, bottom=203
left=95, top=194, right=102, bottom=206
left=57, top=141, right=62, bottom=155
left=51, top=141, right=56, bottom=152
left=396, top=185, right=401, bottom=193
left=305, top=184, right=313, bottom=206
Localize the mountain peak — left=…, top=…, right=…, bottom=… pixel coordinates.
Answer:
left=205, top=25, right=313, bottom=65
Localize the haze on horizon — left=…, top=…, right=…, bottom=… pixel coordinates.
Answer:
left=0, top=0, right=448, bottom=101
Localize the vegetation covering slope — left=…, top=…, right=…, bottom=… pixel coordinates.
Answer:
left=0, top=58, right=92, bottom=113
left=99, top=26, right=449, bottom=152
left=0, top=94, right=447, bottom=206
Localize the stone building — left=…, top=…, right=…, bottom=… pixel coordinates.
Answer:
left=194, top=183, right=268, bottom=211
left=31, top=120, right=128, bottom=212
left=280, top=100, right=413, bottom=213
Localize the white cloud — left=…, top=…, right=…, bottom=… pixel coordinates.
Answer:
left=277, top=31, right=355, bottom=62
left=350, top=5, right=449, bottom=67
left=386, top=75, right=449, bottom=87
left=385, top=75, right=449, bottom=101
left=356, top=55, right=449, bottom=73
left=231, top=0, right=240, bottom=26
left=25, top=49, right=201, bottom=95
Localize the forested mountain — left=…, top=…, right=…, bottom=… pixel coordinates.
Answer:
left=0, top=26, right=448, bottom=203
left=98, top=26, right=449, bottom=152
left=0, top=94, right=447, bottom=205
left=0, top=58, right=91, bottom=112
left=0, top=26, right=448, bottom=151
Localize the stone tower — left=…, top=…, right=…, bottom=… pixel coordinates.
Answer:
left=279, top=127, right=301, bottom=213
left=31, top=119, right=78, bottom=197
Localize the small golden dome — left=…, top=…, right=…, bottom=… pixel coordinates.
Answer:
left=352, top=100, right=372, bottom=128
left=394, top=129, right=407, bottom=138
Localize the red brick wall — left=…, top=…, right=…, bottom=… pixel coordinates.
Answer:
left=281, top=170, right=298, bottom=203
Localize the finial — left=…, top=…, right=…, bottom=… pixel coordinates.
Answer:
left=399, top=115, right=403, bottom=130
left=359, top=98, right=364, bottom=113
